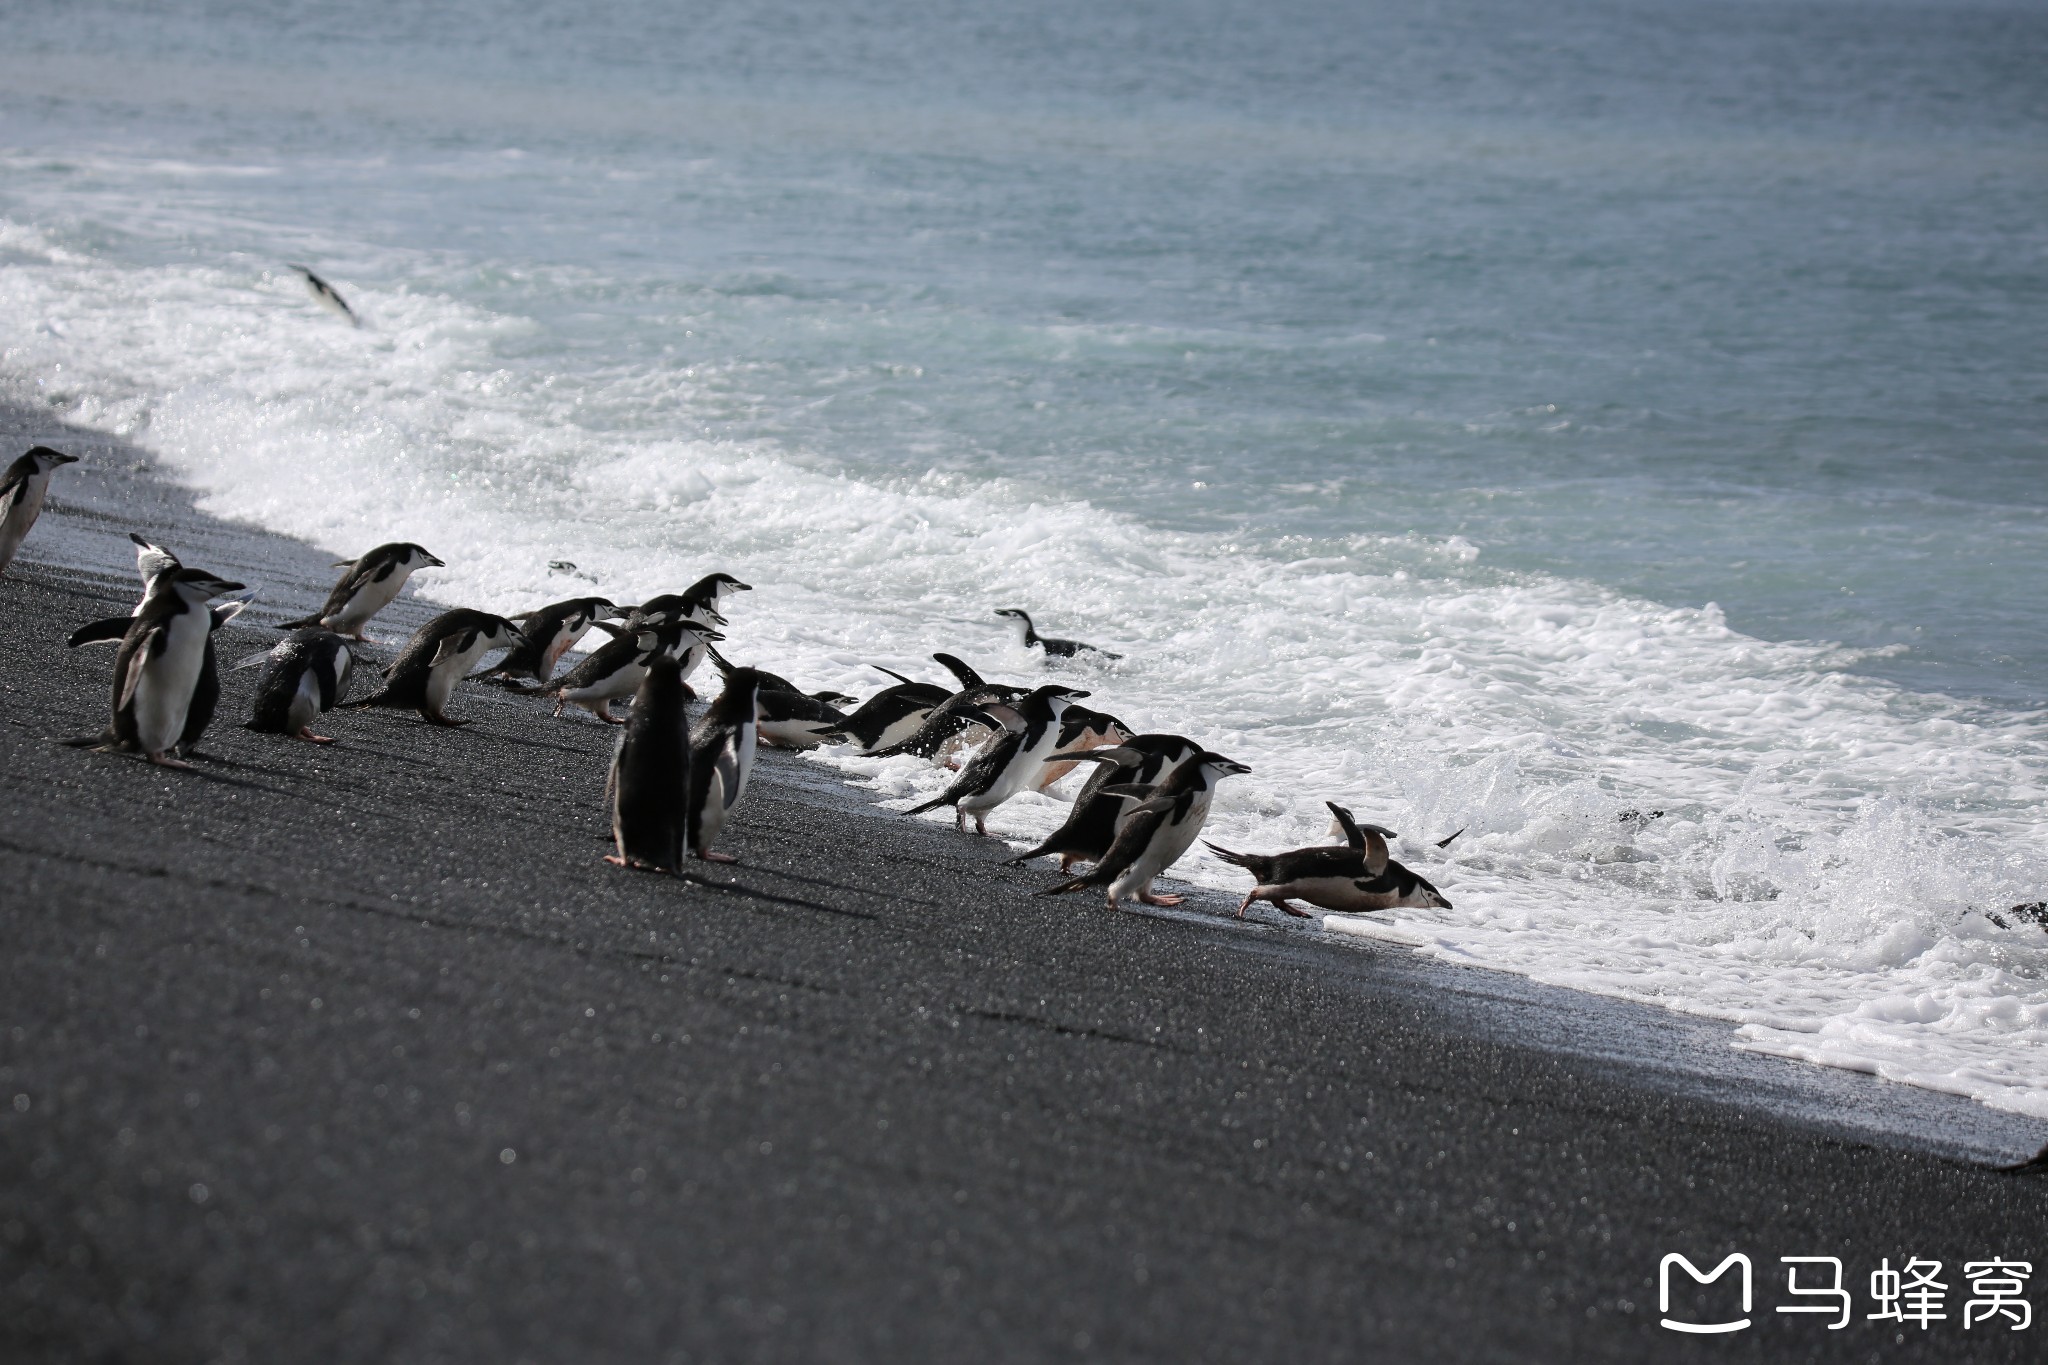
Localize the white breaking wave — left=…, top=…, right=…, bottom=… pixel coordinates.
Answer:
left=6, top=212, right=2048, bottom=1121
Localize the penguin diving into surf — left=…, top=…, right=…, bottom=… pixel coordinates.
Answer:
left=606, top=653, right=693, bottom=873
left=995, top=608, right=1121, bottom=660
left=1040, top=751, right=1250, bottom=909
left=238, top=629, right=357, bottom=743
left=1208, top=802, right=1454, bottom=919
left=814, top=668, right=953, bottom=753
left=348, top=608, right=521, bottom=726
left=0, top=446, right=79, bottom=577
left=283, top=542, right=443, bottom=641
left=69, top=565, right=247, bottom=769
left=288, top=264, right=361, bottom=327
left=1005, top=733, right=1201, bottom=871
left=687, top=666, right=769, bottom=863
left=903, top=684, right=1091, bottom=835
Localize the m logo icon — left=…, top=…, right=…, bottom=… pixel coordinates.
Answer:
left=1660, top=1253, right=1753, bottom=1334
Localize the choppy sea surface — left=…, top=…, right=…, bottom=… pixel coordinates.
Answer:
left=4, top=0, right=2048, bottom=1117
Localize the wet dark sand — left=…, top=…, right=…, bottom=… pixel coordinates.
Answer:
left=3, top=407, right=2045, bottom=1363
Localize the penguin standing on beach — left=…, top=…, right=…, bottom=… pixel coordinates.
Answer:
left=349, top=607, right=521, bottom=726
left=0, top=446, right=79, bottom=577
left=1207, top=803, right=1454, bottom=919
left=687, top=666, right=768, bottom=863
left=481, top=596, right=617, bottom=689
left=282, top=542, right=443, bottom=641
left=995, top=608, right=1121, bottom=660
left=72, top=566, right=246, bottom=768
left=238, top=628, right=356, bottom=743
left=66, top=534, right=251, bottom=758
left=1005, top=733, right=1202, bottom=870
left=1040, top=751, right=1250, bottom=909
left=903, top=684, right=1091, bottom=835
left=606, top=654, right=693, bottom=873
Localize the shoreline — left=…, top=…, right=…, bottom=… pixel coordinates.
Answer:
left=4, top=401, right=2045, bottom=1361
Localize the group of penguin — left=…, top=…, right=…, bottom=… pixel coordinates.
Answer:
left=6, top=441, right=1457, bottom=917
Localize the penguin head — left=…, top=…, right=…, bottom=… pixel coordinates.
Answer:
left=1386, top=868, right=1453, bottom=912
left=686, top=572, right=751, bottom=601
left=1025, top=684, right=1089, bottom=717
left=168, top=567, right=246, bottom=602
left=1195, top=752, right=1252, bottom=781
left=994, top=608, right=1034, bottom=642
left=479, top=615, right=524, bottom=646
left=23, top=446, right=78, bottom=473
left=399, top=544, right=445, bottom=570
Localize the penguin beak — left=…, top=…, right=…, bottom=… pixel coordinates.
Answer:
left=423, top=553, right=446, bottom=568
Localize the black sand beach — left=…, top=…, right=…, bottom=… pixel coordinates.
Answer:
left=4, top=406, right=2045, bottom=1363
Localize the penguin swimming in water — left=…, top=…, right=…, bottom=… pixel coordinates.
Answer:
left=1040, top=751, right=1250, bottom=909
left=481, top=596, right=618, bottom=689
left=686, top=666, right=768, bottom=863
left=606, top=653, right=693, bottom=873
left=0, top=446, right=79, bottom=577
left=1004, top=733, right=1201, bottom=870
left=237, top=628, right=356, bottom=743
left=288, top=264, right=361, bottom=327
left=74, top=566, right=246, bottom=769
left=349, top=608, right=521, bottom=726
left=1207, top=802, right=1454, bottom=919
left=903, top=684, right=1091, bottom=835
left=282, top=542, right=443, bottom=641
left=995, top=608, right=1121, bottom=660
left=67, top=534, right=252, bottom=758
left=548, top=619, right=719, bottom=723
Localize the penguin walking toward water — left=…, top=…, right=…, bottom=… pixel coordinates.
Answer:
left=0, top=446, right=79, bottom=577
left=1005, top=733, right=1201, bottom=870
left=282, top=542, right=443, bottom=641
left=687, top=667, right=768, bottom=863
left=1040, top=752, right=1250, bottom=909
left=288, top=264, right=361, bottom=327
left=903, top=685, right=1090, bottom=835
left=238, top=628, right=356, bottom=743
left=995, top=608, right=1121, bottom=660
left=815, top=672, right=952, bottom=753
left=547, top=619, right=719, bottom=723
left=348, top=608, right=521, bottom=726
left=1030, top=703, right=1133, bottom=791
left=481, top=596, right=618, bottom=689
left=67, top=534, right=252, bottom=758
left=70, top=566, right=246, bottom=768
left=1207, top=803, right=1454, bottom=919
left=606, top=654, right=694, bottom=873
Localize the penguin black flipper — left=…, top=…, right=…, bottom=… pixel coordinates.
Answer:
left=67, top=616, right=133, bottom=648
left=871, top=665, right=921, bottom=687
left=905, top=729, right=1024, bottom=816
left=933, top=653, right=985, bottom=688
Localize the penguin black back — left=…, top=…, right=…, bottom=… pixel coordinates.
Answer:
left=608, top=654, right=693, bottom=873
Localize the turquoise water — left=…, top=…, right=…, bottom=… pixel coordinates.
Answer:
left=5, top=0, right=2048, bottom=1114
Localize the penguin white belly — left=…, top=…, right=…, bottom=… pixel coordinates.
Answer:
left=0, top=477, right=50, bottom=568
left=331, top=572, right=407, bottom=631
left=286, top=669, right=323, bottom=732
left=696, top=770, right=731, bottom=851
left=1111, top=794, right=1214, bottom=900
left=425, top=637, right=494, bottom=714
left=868, top=709, right=934, bottom=753
left=959, top=730, right=1056, bottom=814
left=730, top=724, right=757, bottom=805
left=569, top=660, right=646, bottom=703
left=132, top=609, right=211, bottom=753
left=758, top=718, right=831, bottom=749
left=542, top=624, right=587, bottom=676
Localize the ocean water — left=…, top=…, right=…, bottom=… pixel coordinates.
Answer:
left=5, top=0, right=2048, bottom=1118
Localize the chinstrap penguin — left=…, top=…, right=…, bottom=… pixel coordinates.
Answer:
left=71, top=566, right=246, bottom=768
left=1041, top=751, right=1250, bottom=909
left=548, top=619, right=718, bottom=724
left=1004, top=733, right=1200, bottom=870
left=995, top=608, right=1121, bottom=660
left=238, top=628, right=357, bottom=743
left=283, top=542, right=443, bottom=641
left=904, top=685, right=1090, bottom=835
left=483, top=596, right=618, bottom=688
left=288, top=264, right=361, bottom=327
left=349, top=608, right=521, bottom=725
left=0, top=446, right=79, bottom=577
left=606, top=653, right=694, bottom=873
left=687, top=667, right=768, bottom=863
left=1208, top=802, right=1453, bottom=919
